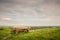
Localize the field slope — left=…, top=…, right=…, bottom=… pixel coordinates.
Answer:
left=0, top=27, right=60, bottom=40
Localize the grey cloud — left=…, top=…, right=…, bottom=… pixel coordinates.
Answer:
left=0, top=0, right=60, bottom=26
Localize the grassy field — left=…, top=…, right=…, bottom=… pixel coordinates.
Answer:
left=0, top=26, right=60, bottom=40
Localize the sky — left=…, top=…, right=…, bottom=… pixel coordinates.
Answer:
left=0, top=0, right=60, bottom=26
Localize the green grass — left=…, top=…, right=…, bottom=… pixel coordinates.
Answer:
left=0, top=27, right=60, bottom=40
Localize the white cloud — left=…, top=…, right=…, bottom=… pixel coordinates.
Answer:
left=1, top=18, right=12, bottom=21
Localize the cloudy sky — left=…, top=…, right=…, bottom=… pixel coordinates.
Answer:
left=0, top=0, right=60, bottom=26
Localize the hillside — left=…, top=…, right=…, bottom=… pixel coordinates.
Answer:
left=0, top=27, right=60, bottom=40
